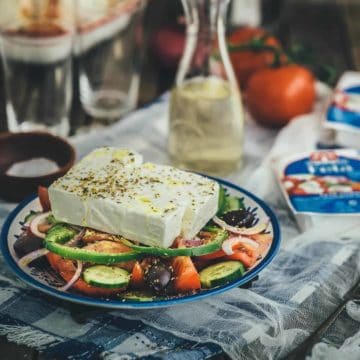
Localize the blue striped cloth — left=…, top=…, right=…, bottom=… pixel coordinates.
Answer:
left=0, top=96, right=359, bottom=359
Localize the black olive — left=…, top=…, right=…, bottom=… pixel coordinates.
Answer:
left=13, top=230, right=44, bottom=258
left=145, top=262, right=173, bottom=293
left=221, top=210, right=256, bottom=228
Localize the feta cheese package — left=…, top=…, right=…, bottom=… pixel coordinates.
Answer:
left=49, top=147, right=219, bottom=248
left=323, top=71, right=360, bottom=148
left=273, top=149, right=360, bottom=231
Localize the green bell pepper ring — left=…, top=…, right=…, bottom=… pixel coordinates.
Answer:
left=44, top=224, right=142, bottom=264
left=120, top=229, right=228, bottom=257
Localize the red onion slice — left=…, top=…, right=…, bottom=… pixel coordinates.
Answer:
left=212, top=216, right=269, bottom=236
left=18, top=248, right=49, bottom=268
left=212, top=216, right=238, bottom=232
left=237, top=220, right=269, bottom=235
left=30, top=212, right=52, bottom=239
left=58, top=261, right=83, bottom=292
left=183, top=237, right=203, bottom=247
left=222, top=236, right=259, bottom=255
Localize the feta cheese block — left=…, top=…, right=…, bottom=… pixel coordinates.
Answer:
left=48, top=147, right=219, bottom=248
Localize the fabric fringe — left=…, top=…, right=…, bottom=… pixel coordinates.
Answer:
left=0, top=324, right=60, bottom=350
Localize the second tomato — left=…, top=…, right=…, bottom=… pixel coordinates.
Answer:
left=246, top=65, right=316, bottom=128
left=228, top=27, right=281, bottom=88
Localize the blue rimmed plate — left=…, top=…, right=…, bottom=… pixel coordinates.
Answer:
left=1, top=178, right=281, bottom=309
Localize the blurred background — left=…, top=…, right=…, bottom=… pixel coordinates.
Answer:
left=0, top=0, right=359, bottom=134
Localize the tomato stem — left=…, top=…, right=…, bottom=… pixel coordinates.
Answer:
left=228, top=35, right=288, bottom=68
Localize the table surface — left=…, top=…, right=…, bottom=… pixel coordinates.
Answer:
left=1, top=0, right=360, bottom=359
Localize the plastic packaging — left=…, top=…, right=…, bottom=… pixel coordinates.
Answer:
left=273, top=149, right=360, bottom=231
left=323, top=71, right=360, bottom=148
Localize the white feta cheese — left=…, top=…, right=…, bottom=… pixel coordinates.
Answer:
left=49, top=147, right=219, bottom=248
left=139, top=163, right=219, bottom=240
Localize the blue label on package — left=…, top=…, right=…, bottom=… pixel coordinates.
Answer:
left=282, top=151, right=360, bottom=214
left=327, top=86, right=360, bottom=129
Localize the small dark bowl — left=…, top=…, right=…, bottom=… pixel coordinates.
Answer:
left=0, top=132, right=75, bottom=202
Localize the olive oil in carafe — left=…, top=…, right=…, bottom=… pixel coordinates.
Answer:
left=169, top=77, right=244, bottom=175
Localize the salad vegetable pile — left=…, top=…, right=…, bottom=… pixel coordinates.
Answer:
left=14, top=185, right=272, bottom=301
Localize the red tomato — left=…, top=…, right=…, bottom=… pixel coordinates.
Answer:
left=228, top=27, right=282, bottom=88
left=38, top=186, right=51, bottom=211
left=172, top=256, right=201, bottom=292
left=199, top=243, right=259, bottom=269
left=249, top=233, right=272, bottom=258
left=130, top=261, right=145, bottom=288
left=246, top=65, right=316, bottom=128
left=226, top=251, right=257, bottom=269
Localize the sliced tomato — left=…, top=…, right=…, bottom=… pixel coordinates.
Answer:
left=172, top=256, right=201, bottom=292
left=226, top=251, right=257, bottom=268
left=199, top=242, right=259, bottom=268
left=46, top=252, right=123, bottom=297
left=38, top=186, right=51, bottom=211
left=130, top=261, right=145, bottom=288
left=249, top=233, right=272, bottom=256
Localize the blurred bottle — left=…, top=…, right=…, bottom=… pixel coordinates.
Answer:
left=169, top=0, right=244, bottom=176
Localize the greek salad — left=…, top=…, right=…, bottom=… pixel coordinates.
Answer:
left=13, top=184, right=272, bottom=301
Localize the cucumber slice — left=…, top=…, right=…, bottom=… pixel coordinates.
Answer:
left=225, top=196, right=244, bottom=212
left=200, top=261, right=245, bottom=289
left=83, top=265, right=130, bottom=289
left=217, top=185, right=228, bottom=216
left=216, top=186, right=244, bottom=216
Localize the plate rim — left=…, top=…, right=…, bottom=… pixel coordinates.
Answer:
left=1, top=178, right=281, bottom=309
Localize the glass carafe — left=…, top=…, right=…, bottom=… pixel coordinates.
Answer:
left=168, top=0, right=244, bottom=175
